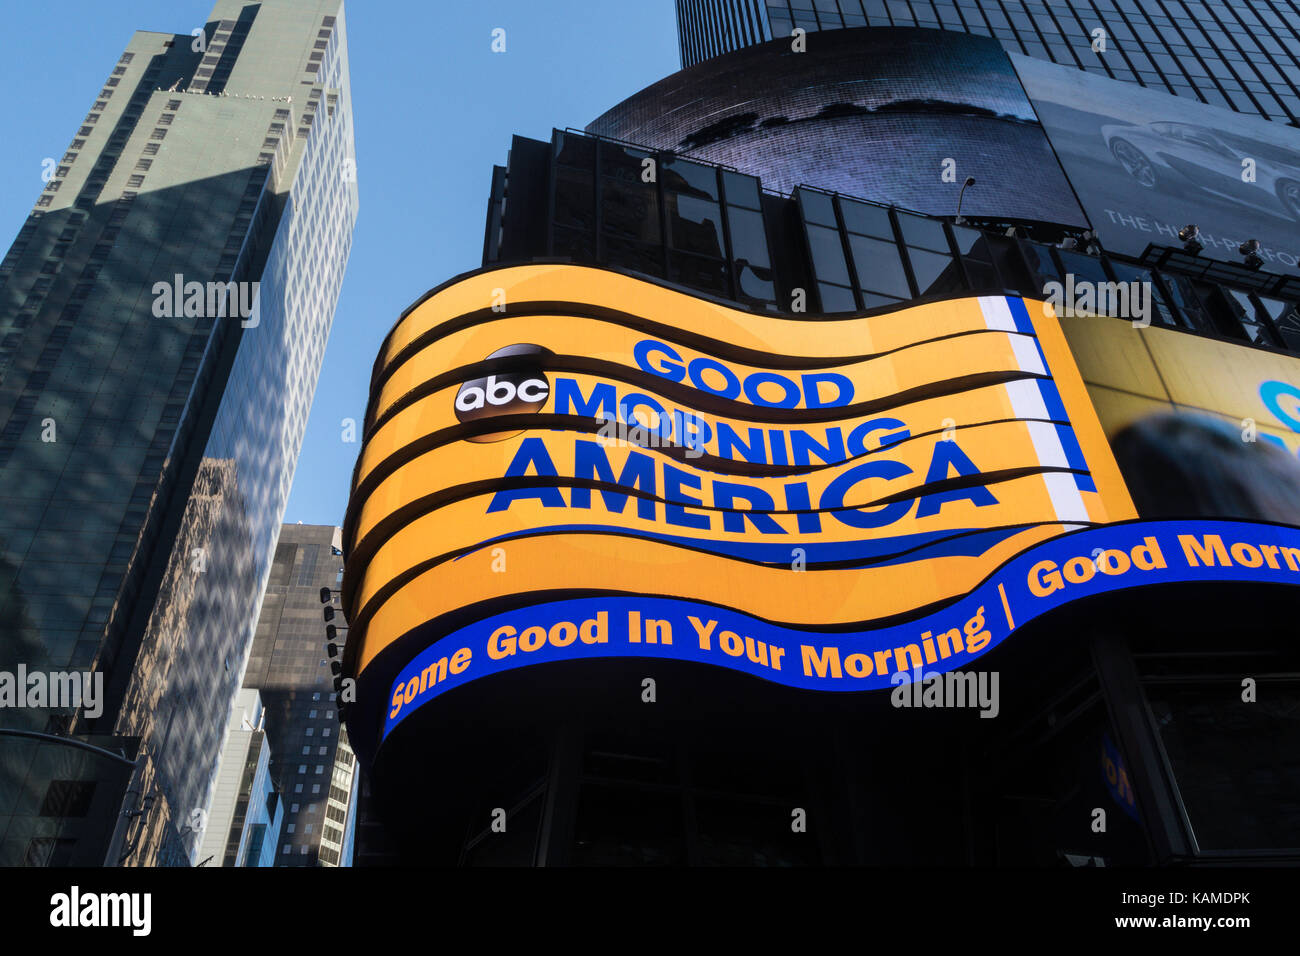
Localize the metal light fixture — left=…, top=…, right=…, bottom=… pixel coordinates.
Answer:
left=1178, top=224, right=1203, bottom=255
left=954, top=176, right=976, bottom=224
left=1239, top=238, right=1263, bottom=270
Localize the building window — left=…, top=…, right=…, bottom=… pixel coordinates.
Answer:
left=39, top=781, right=96, bottom=817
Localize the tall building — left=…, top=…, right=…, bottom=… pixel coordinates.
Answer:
left=196, top=689, right=283, bottom=868
left=675, top=1, right=1300, bottom=126
left=344, top=18, right=1300, bottom=865
left=244, top=524, right=358, bottom=867
left=0, top=0, right=358, bottom=867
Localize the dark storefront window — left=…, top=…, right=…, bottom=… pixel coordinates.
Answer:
left=572, top=785, right=687, bottom=865
left=979, top=697, right=1150, bottom=866
left=462, top=790, right=545, bottom=866
left=454, top=724, right=829, bottom=866
left=1146, top=682, right=1300, bottom=853
left=572, top=730, right=824, bottom=866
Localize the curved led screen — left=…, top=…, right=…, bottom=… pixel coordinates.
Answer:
left=586, top=27, right=1089, bottom=227
left=339, top=264, right=1155, bottom=737
left=340, top=265, right=1300, bottom=752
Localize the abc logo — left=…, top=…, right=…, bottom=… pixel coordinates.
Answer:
left=454, top=344, right=551, bottom=442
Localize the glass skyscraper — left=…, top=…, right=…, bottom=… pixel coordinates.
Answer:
left=676, top=0, right=1300, bottom=125
left=0, top=0, right=358, bottom=866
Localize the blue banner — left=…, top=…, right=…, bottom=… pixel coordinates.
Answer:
left=382, top=519, right=1300, bottom=738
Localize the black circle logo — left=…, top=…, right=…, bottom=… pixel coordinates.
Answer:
left=453, top=344, right=552, bottom=442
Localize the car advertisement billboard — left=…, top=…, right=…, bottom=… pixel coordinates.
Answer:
left=1013, top=54, right=1300, bottom=276
left=340, top=265, right=1300, bottom=743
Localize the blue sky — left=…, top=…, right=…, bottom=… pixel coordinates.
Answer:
left=0, top=0, right=681, bottom=525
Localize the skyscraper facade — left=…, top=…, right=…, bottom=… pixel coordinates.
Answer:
left=196, top=689, right=283, bottom=868
left=0, top=0, right=357, bottom=866
left=245, top=524, right=358, bottom=867
left=676, top=0, right=1300, bottom=125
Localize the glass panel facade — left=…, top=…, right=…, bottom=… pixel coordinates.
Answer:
left=677, top=0, right=1300, bottom=126
left=541, top=131, right=778, bottom=308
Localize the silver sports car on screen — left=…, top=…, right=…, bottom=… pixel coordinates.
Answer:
left=1101, top=120, right=1300, bottom=222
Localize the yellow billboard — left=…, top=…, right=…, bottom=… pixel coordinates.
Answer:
left=1059, top=314, right=1300, bottom=456
left=341, top=264, right=1143, bottom=721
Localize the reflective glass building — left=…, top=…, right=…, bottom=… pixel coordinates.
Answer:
left=676, top=0, right=1300, bottom=125
left=0, top=0, right=357, bottom=866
